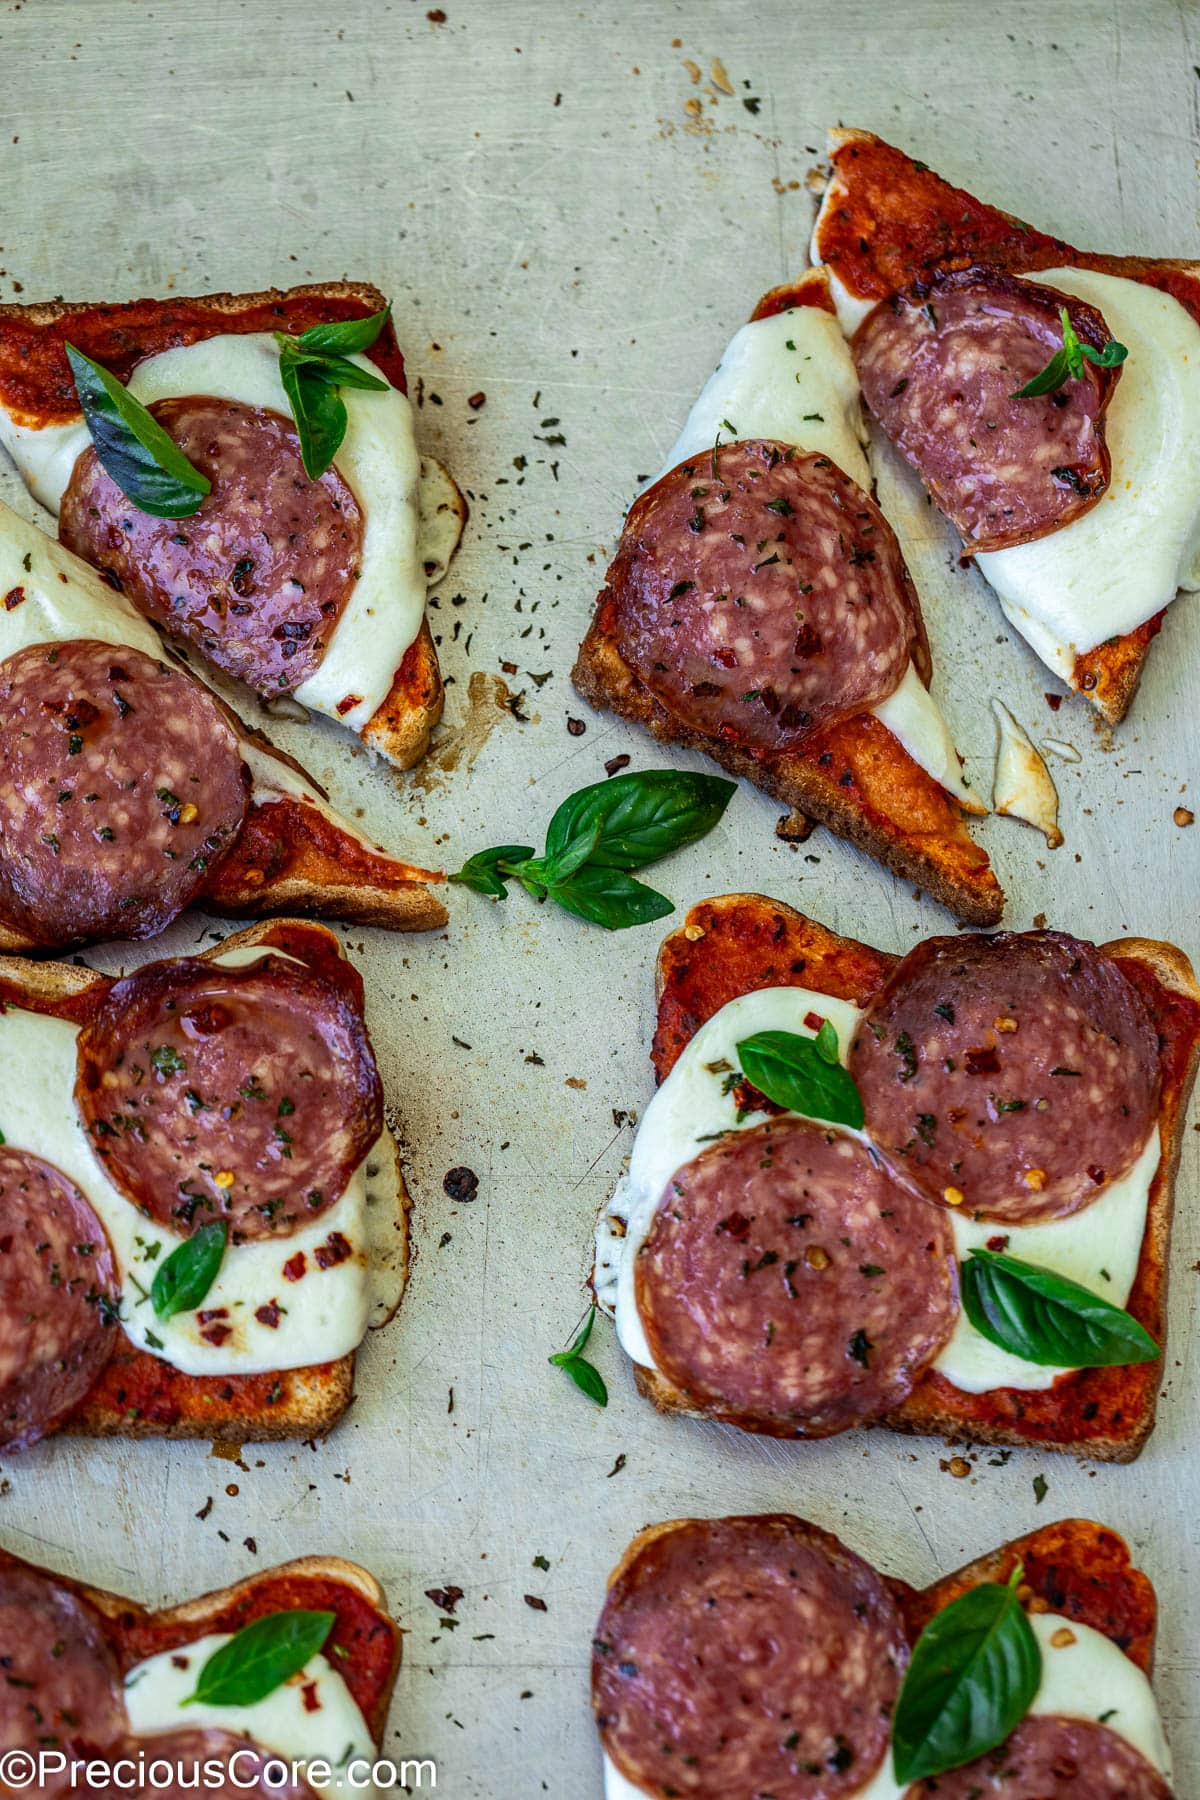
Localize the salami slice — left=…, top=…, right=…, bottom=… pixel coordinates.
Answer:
left=0, top=1147, right=118, bottom=1449
left=850, top=931, right=1160, bottom=1224
left=0, top=637, right=249, bottom=946
left=75, top=953, right=382, bottom=1242
left=854, top=270, right=1119, bottom=553
left=0, top=1563, right=127, bottom=1779
left=905, top=1716, right=1172, bottom=1796
left=634, top=1117, right=958, bottom=1435
left=60, top=398, right=364, bottom=697
left=96, top=1732, right=317, bottom=1798
left=608, top=439, right=921, bottom=752
left=593, top=1514, right=908, bottom=1798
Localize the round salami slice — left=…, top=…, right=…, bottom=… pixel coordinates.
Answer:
left=634, top=1117, right=958, bottom=1435
left=0, top=1562, right=127, bottom=1780
left=0, top=1147, right=118, bottom=1449
left=854, top=270, right=1119, bottom=553
left=97, top=1732, right=317, bottom=1798
left=60, top=398, right=365, bottom=697
left=0, top=637, right=250, bottom=946
left=609, top=439, right=921, bottom=752
left=850, top=931, right=1160, bottom=1224
left=593, top=1514, right=908, bottom=1798
left=75, top=952, right=382, bottom=1242
left=904, top=1716, right=1172, bottom=1797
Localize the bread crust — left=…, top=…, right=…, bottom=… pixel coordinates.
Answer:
left=813, top=126, right=1200, bottom=724
left=0, top=1543, right=401, bottom=1745
left=0, top=279, right=461, bottom=769
left=572, top=613, right=1003, bottom=927
left=0, top=917, right=411, bottom=1444
left=619, top=893, right=1200, bottom=1461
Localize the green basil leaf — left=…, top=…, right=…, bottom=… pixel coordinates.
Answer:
left=814, top=1019, right=839, bottom=1065
left=66, top=344, right=212, bottom=519
left=962, top=1249, right=1160, bottom=1368
left=735, top=1029, right=864, bottom=1129
left=184, top=1609, right=335, bottom=1708
left=150, top=1222, right=227, bottom=1320
left=1082, top=337, right=1129, bottom=369
left=449, top=845, right=536, bottom=900
left=562, top=1304, right=597, bottom=1359
left=294, top=305, right=392, bottom=357
left=275, top=339, right=389, bottom=391
left=522, top=820, right=603, bottom=888
left=891, top=1570, right=1042, bottom=1784
left=550, top=1354, right=608, bottom=1406
left=1009, top=345, right=1071, bottom=399
left=546, top=864, right=674, bottom=931
left=543, top=769, right=736, bottom=872
left=279, top=356, right=348, bottom=480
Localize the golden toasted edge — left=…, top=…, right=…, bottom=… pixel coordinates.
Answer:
left=0, top=279, right=391, bottom=333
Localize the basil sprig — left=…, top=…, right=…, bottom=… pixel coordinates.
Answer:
left=1010, top=305, right=1127, bottom=398
left=892, top=1566, right=1042, bottom=1785
left=150, top=1222, right=227, bottom=1320
left=66, top=344, right=211, bottom=519
left=548, top=1305, right=607, bottom=1406
left=451, top=769, right=735, bottom=931
left=734, top=1021, right=864, bottom=1129
left=962, top=1248, right=1159, bottom=1368
left=274, top=306, right=391, bottom=478
left=184, top=1609, right=335, bottom=1707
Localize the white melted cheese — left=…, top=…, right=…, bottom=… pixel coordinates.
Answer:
left=0, top=945, right=405, bottom=1377
left=659, top=306, right=983, bottom=813
left=0, top=333, right=425, bottom=733
left=597, top=986, right=1156, bottom=1398
left=603, top=1609, right=1171, bottom=1798
left=991, top=698, right=1063, bottom=847
left=975, top=267, right=1200, bottom=668
left=125, top=1633, right=381, bottom=1796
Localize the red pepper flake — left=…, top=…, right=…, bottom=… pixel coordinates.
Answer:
left=255, top=1300, right=282, bottom=1328
left=524, top=1594, right=548, bottom=1612
left=200, top=1322, right=233, bottom=1347
left=1044, top=692, right=1063, bottom=711
left=314, top=1231, right=353, bottom=1270
left=604, top=754, right=631, bottom=777
left=282, top=1251, right=307, bottom=1282
left=566, top=716, right=586, bottom=736
left=425, top=1585, right=465, bottom=1614
left=803, top=1011, right=825, bottom=1032
left=986, top=1235, right=1010, bottom=1252
left=467, top=391, right=486, bottom=410
left=335, top=694, right=363, bottom=716
left=301, top=1680, right=322, bottom=1714
left=197, top=1307, right=229, bottom=1322
left=443, top=1166, right=479, bottom=1203
left=3, top=586, right=25, bottom=610
left=964, top=1045, right=1000, bottom=1076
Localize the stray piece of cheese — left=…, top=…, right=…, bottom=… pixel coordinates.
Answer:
left=991, top=699, right=1063, bottom=848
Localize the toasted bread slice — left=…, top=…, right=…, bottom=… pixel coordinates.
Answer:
left=0, top=280, right=466, bottom=768
left=0, top=501, right=448, bottom=946
left=811, top=127, right=1200, bottom=723
left=572, top=268, right=1002, bottom=928
left=0, top=917, right=411, bottom=1443
left=606, top=1515, right=1158, bottom=1679
left=632, top=892, right=1200, bottom=1461
left=0, top=1543, right=401, bottom=1744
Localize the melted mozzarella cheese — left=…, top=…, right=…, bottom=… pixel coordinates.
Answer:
left=0, top=333, right=425, bottom=733
left=991, top=698, right=1063, bottom=846
left=975, top=267, right=1200, bottom=668
left=606, top=1610, right=1170, bottom=1798
left=659, top=306, right=983, bottom=812
left=934, top=1127, right=1159, bottom=1393
left=125, top=1633, right=381, bottom=1795
left=597, top=985, right=1157, bottom=1398
left=0, top=945, right=404, bottom=1377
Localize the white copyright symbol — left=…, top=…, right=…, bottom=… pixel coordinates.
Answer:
left=0, top=1749, right=37, bottom=1789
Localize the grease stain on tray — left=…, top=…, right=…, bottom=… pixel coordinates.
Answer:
left=412, top=671, right=518, bottom=790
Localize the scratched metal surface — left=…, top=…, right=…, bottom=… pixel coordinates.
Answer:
left=0, top=0, right=1198, bottom=1791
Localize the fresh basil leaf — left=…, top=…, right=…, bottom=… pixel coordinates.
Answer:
left=449, top=845, right=536, bottom=900
left=275, top=339, right=389, bottom=391
left=962, top=1249, right=1160, bottom=1368
left=1009, top=346, right=1071, bottom=399
left=549, top=1307, right=607, bottom=1406
left=735, top=1029, right=864, bottom=1129
left=522, top=820, right=603, bottom=888
left=184, top=1609, right=335, bottom=1708
left=1082, top=337, right=1129, bottom=369
left=814, top=1019, right=839, bottom=1066
left=66, top=344, right=211, bottom=519
left=294, top=305, right=392, bottom=357
left=891, top=1568, right=1042, bottom=1784
left=1011, top=306, right=1126, bottom=398
left=150, top=1222, right=226, bottom=1320
left=543, top=770, right=735, bottom=872
left=547, top=864, right=674, bottom=931
left=279, top=356, right=348, bottom=480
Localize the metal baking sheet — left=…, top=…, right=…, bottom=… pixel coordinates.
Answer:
left=2, top=0, right=1198, bottom=1790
